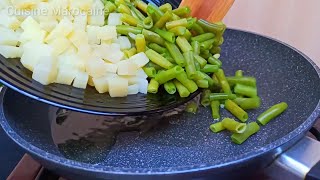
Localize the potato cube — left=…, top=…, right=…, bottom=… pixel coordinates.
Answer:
left=55, top=66, right=77, bottom=85
left=128, top=84, right=139, bottom=95
left=0, top=45, right=23, bottom=58
left=0, top=10, right=21, bottom=30
left=40, top=20, right=58, bottom=32
left=92, top=76, right=108, bottom=93
left=0, top=27, right=20, bottom=46
left=117, top=36, right=131, bottom=50
left=94, top=44, right=124, bottom=63
left=138, top=79, right=148, bottom=94
left=73, top=71, right=89, bottom=89
left=88, top=76, right=94, bottom=86
left=97, top=26, right=117, bottom=41
left=58, top=53, right=86, bottom=72
left=105, top=63, right=118, bottom=73
left=11, top=0, right=39, bottom=9
left=130, top=52, right=149, bottom=68
left=69, top=0, right=93, bottom=12
left=45, top=18, right=74, bottom=43
left=77, top=44, right=92, bottom=61
left=85, top=57, right=108, bottom=78
left=136, top=68, right=148, bottom=79
left=86, top=25, right=100, bottom=44
left=117, top=60, right=138, bottom=76
left=32, top=56, right=58, bottom=85
left=21, top=42, right=53, bottom=71
left=73, top=12, right=87, bottom=31
left=108, top=77, right=128, bottom=97
left=108, top=13, right=122, bottom=26
left=49, top=37, right=71, bottom=56
left=87, top=0, right=104, bottom=26
left=68, top=30, right=88, bottom=48
left=19, top=28, right=47, bottom=44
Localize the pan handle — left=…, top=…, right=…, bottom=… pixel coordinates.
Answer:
left=266, top=136, right=320, bottom=180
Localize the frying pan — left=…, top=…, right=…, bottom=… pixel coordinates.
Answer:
left=1, top=26, right=320, bottom=179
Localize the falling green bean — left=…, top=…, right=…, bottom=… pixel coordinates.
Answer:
left=234, top=84, right=258, bottom=97
left=226, top=76, right=257, bottom=87
left=196, top=80, right=209, bottom=89
left=216, top=69, right=232, bottom=94
left=210, top=101, right=220, bottom=119
left=201, top=89, right=211, bottom=107
left=185, top=102, right=198, bottom=114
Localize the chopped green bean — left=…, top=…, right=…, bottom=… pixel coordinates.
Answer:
left=121, top=14, right=139, bottom=26
left=114, top=0, right=126, bottom=6
left=225, top=99, right=249, bottom=122
left=176, top=71, right=198, bottom=93
left=209, top=93, right=237, bottom=101
left=173, top=6, right=191, bottom=17
left=231, top=122, right=260, bottom=144
left=118, top=4, right=131, bottom=14
left=234, top=84, right=258, bottom=97
left=155, top=28, right=176, bottom=43
left=164, top=81, right=176, bottom=94
left=192, top=41, right=201, bottom=55
left=155, top=66, right=184, bottom=84
left=196, top=80, right=209, bottom=88
left=210, top=46, right=221, bottom=54
left=191, top=33, right=215, bottom=42
left=153, top=11, right=172, bottom=29
left=201, top=64, right=219, bottom=73
left=216, top=69, right=231, bottom=94
left=257, top=102, right=288, bottom=125
left=194, top=61, right=201, bottom=71
left=148, top=79, right=159, bottom=93
left=197, top=19, right=226, bottom=36
left=159, top=3, right=172, bottom=12
left=235, top=70, right=243, bottom=77
left=200, top=50, right=211, bottom=59
left=142, top=16, right=153, bottom=29
left=146, top=62, right=163, bottom=71
left=222, top=118, right=247, bottom=133
left=148, top=43, right=167, bottom=54
left=191, top=23, right=205, bottom=34
left=134, top=0, right=148, bottom=14
left=176, top=36, right=193, bottom=53
left=185, top=102, right=198, bottom=114
left=143, top=67, right=156, bottom=78
left=161, top=52, right=175, bottom=63
left=116, top=25, right=142, bottom=35
left=104, top=1, right=117, bottom=15
left=194, top=54, right=207, bottom=68
left=173, top=79, right=190, bottom=98
left=135, top=34, right=146, bottom=53
left=208, top=57, right=222, bottom=67
left=184, top=51, right=197, bottom=79
left=186, top=17, right=197, bottom=29
left=210, top=122, right=225, bottom=133
left=210, top=101, right=220, bottom=119
left=124, top=47, right=136, bottom=58
left=142, top=29, right=165, bottom=46
left=201, top=89, right=211, bottom=107
left=183, top=29, right=192, bottom=40
left=233, top=97, right=261, bottom=110
left=168, top=26, right=187, bottom=36
left=200, top=38, right=216, bottom=50
left=164, top=41, right=186, bottom=67
left=145, top=49, right=174, bottom=69
left=147, top=3, right=164, bottom=21
left=226, top=76, right=257, bottom=87
left=166, top=18, right=188, bottom=29
left=129, top=3, right=146, bottom=20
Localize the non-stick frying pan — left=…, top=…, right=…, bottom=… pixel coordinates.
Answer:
left=1, top=26, right=320, bottom=179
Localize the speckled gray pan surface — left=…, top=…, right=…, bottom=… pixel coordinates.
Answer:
left=0, top=29, right=320, bottom=178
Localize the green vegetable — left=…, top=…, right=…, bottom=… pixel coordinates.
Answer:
left=104, top=1, right=117, bottom=15
left=176, top=71, right=198, bottom=93
left=208, top=57, right=222, bottom=67
left=116, top=25, right=142, bottom=35
left=191, top=41, right=201, bottom=55
left=231, top=122, right=260, bottom=144
left=153, top=11, right=173, bottom=29
left=118, top=4, right=131, bottom=14
left=235, top=70, right=243, bottom=77
left=200, top=49, right=211, bottom=59
left=200, top=38, right=216, bottom=50
left=225, top=99, right=249, bottom=122
left=210, top=46, right=221, bottom=54
left=164, top=41, right=186, bottom=67
left=201, top=64, right=219, bottom=73
left=164, top=81, right=176, bottom=94
left=185, top=102, right=198, bottom=114
left=186, top=17, right=197, bottom=29
left=166, top=18, right=188, bottom=29
left=142, top=29, right=165, bottom=45
left=148, top=43, right=166, bottom=54
left=194, top=54, right=207, bottom=68
left=135, top=34, right=146, bottom=53
left=233, top=97, right=261, bottom=110
left=147, top=79, right=160, bottom=93
left=216, top=69, right=231, bottom=94
left=173, top=80, right=190, bottom=98
left=176, top=36, right=193, bottom=53
left=168, top=26, right=187, bottom=36
left=145, top=49, right=174, bottom=69
left=124, top=47, right=136, bottom=58
left=142, top=16, right=153, bottom=29
left=143, top=67, right=156, bottom=78
left=147, top=3, right=164, bottom=22
left=172, top=6, right=191, bottom=17
left=121, top=14, right=139, bottom=26
left=234, top=84, right=258, bottom=97
left=226, top=76, right=257, bottom=87
left=201, top=89, right=211, bottom=107
left=191, top=33, right=215, bottom=42
left=210, top=122, right=225, bottom=133
left=155, top=66, right=184, bottom=84
left=209, top=93, right=237, bottom=101
left=210, top=101, right=220, bottom=119
left=222, top=118, right=247, bottom=133
left=159, top=3, right=172, bottom=12
left=196, top=80, right=209, bottom=89
left=191, top=23, right=205, bottom=34
left=184, top=51, right=197, bottom=79
left=197, top=19, right=226, bottom=36
left=134, top=0, right=148, bottom=14
left=257, top=102, right=288, bottom=125
left=183, top=29, right=192, bottom=40
left=155, top=28, right=176, bottom=43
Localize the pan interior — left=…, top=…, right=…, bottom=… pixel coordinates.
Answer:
left=1, top=29, right=320, bottom=173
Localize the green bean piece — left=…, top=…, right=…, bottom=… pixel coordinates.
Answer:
left=196, top=80, right=209, bottom=89
left=155, top=28, right=176, bottom=43
left=193, top=54, right=207, bottom=68
left=161, top=52, right=175, bottom=63
left=142, top=16, right=153, bottom=29
left=216, top=69, right=231, bottom=94
left=235, top=70, right=243, bottom=77
left=209, top=93, right=237, bottom=101
left=172, top=6, right=191, bottom=17
left=226, top=76, right=257, bottom=87
left=164, top=41, right=186, bottom=67
left=146, top=62, right=163, bottom=71
left=231, top=122, right=260, bottom=144
left=183, top=29, right=192, bottom=40
left=186, top=17, right=197, bottom=29
left=145, top=49, right=174, bottom=69
left=200, top=38, right=216, bottom=50
left=166, top=18, right=188, bottom=29
left=159, top=3, right=172, bottom=12
left=148, top=43, right=167, bottom=54
left=121, top=14, right=139, bottom=26
left=155, top=66, right=184, bottom=84
left=164, top=81, right=176, bottom=95
left=153, top=11, right=172, bottom=29
left=168, top=26, right=187, bottom=36
left=176, top=71, right=198, bottom=93
left=193, top=71, right=215, bottom=88
left=201, top=64, right=219, bottom=73
left=257, top=102, right=288, bottom=126
left=191, top=23, right=205, bottom=35
left=134, top=0, right=148, bottom=14
left=200, top=50, right=211, bottom=59
left=210, top=122, right=225, bottom=133
left=210, top=101, right=220, bottom=119
left=191, top=33, right=215, bottom=42
left=197, top=19, right=226, bottom=36
left=217, top=36, right=224, bottom=46
left=210, top=46, right=221, bottom=54
left=104, top=1, right=117, bottom=15
left=116, top=25, right=143, bottom=35
left=129, top=4, right=146, bottom=20
left=142, top=29, right=165, bottom=46
left=233, top=97, right=261, bottom=110
left=191, top=41, right=201, bottom=55
left=194, top=61, right=201, bottom=71
left=225, top=99, right=249, bottom=122
left=200, top=89, right=211, bottom=107
left=143, top=67, right=156, bottom=78
left=208, top=57, right=222, bottom=67
left=184, top=51, right=197, bottom=79
left=135, top=34, right=146, bottom=53
left=234, top=84, right=258, bottom=97
left=185, top=102, right=198, bottom=114
left=124, top=47, right=137, bottom=58
left=171, top=13, right=181, bottom=20
left=176, top=36, right=193, bottom=53
left=147, top=3, right=163, bottom=21
left=147, top=79, right=159, bottom=94
left=173, top=80, right=190, bottom=98
left=222, top=118, right=247, bottom=133
left=118, top=4, right=131, bottom=14
left=114, top=0, right=126, bottom=6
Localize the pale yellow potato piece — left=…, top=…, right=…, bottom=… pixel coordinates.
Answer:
left=87, top=0, right=104, bottom=26
left=85, top=57, right=108, bottom=78
left=0, top=27, right=19, bottom=46
left=32, top=56, right=58, bottom=85
left=68, top=30, right=88, bottom=48
left=45, top=18, right=74, bottom=43
left=0, top=45, right=23, bottom=58
left=73, top=12, right=87, bottom=31
left=117, top=60, right=138, bottom=76
left=0, top=9, right=21, bottom=30
left=107, top=13, right=122, bottom=26
left=97, top=26, right=117, bottom=41
left=88, top=76, right=94, bottom=86
left=108, top=77, right=128, bottom=97
left=94, top=44, right=124, bottom=63
left=49, top=37, right=71, bottom=56
left=92, top=76, right=110, bottom=93
left=19, top=28, right=47, bottom=44
left=21, top=42, right=53, bottom=71
left=130, top=52, right=149, bottom=68
left=73, top=71, right=89, bottom=89
left=86, top=25, right=100, bottom=44
left=40, top=20, right=58, bottom=32
left=58, top=53, right=86, bottom=72
left=55, top=66, right=77, bottom=85
left=105, top=63, right=118, bottom=73
left=77, top=44, right=92, bottom=61
left=20, top=16, right=41, bottom=31
left=128, top=84, right=139, bottom=95
left=69, top=0, right=93, bottom=12
left=11, top=0, right=39, bottom=9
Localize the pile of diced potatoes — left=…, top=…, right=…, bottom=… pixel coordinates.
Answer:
left=0, top=0, right=150, bottom=97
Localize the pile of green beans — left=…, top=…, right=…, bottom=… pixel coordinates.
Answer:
left=102, top=0, right=226, bottom=97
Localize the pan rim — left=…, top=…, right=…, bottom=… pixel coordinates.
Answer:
left=1, top=28, right=320, bottom=175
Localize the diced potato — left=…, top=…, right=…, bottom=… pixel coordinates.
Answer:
left=117, top=60, right=138, bottom=76
left=58, top=53, right=86, bottom=72
left=73, top=12, right=87, bottom=31
left=108, top=77, right=128, bottom=97
left=49, top=37, right=71, bottom=56
left=40, top=20, right=58, bottom=32
left=136, top=68, right=148, bottom=79
left=0, top=45, right=23, bottom=58
left=86, top=25, right=100, bottom=44
left=92, top=76, right=108, bottom=93
left=73, top=71, right=89, bottom=89
left=32, top=56, right=58, bottom=85
left=138, top=79, right=148, bottom=94
left=97, top=25, right=117, bottom=41
left=0, top=27, right=19, bottom=46
left=117, top=36, right=131, bottom=50
left=21, top=42, right=53, bottom=71
left=45, top=18, right=74, bottom=43
left=0, top=0, right=10, bottom=9
left=87, top=0, right=104, bottom=26
left=94, top=44, right=124, bottom=63
left=68, top=30, right=88, bottom=48
left=105, top=63, right=117, bottom=73
left=69, top=0, right=93, bottom=12
left=19, top=28, right=47, bottom=44
left=77, top=44, right=92, bottom=61
left=128, top=84, right=139, bottom=95
left=64, top=45, right=77, bottom=55
left=88, top=76, right=94, bottom=86
left=11, top=0, right=39, bottom=9
left=85, top=57, right=108, bottom=78
left=20, top=16, right=40, bottom=31
left=130, top=52, right=149, bottom=68
left=55, top=66, right=77, bottom=85
left=0, top=9, right=21, bottom=30
left=108, top=13, right=122, bottom=26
